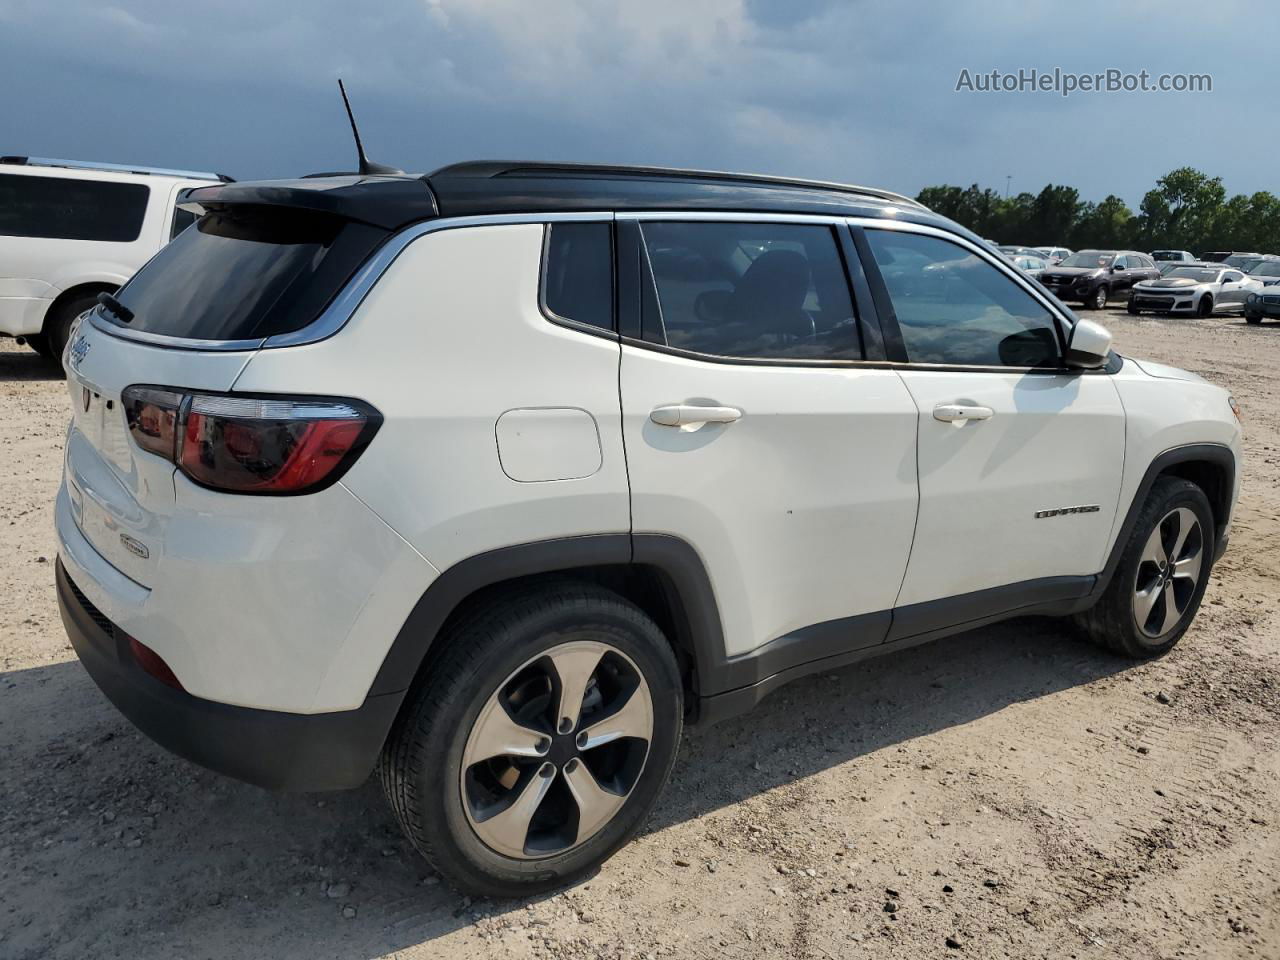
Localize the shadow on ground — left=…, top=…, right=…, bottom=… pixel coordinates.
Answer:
left=0, top=344, right=63, bottom=382
left=0, top=616, right=1132, bottom=960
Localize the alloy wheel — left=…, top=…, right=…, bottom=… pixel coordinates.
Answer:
left=1133, top=506, right=1204, bottom=638
left=460, top=640, right=654, bottom=860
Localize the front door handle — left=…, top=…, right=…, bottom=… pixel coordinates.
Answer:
left=650, top=404, right=743, bottom=427
left=933, top=403, right=994, bottom=424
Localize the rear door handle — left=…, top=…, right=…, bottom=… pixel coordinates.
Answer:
left=933, top=403, right=994, bottom=424
left=650, top=404, right=743, bottom=427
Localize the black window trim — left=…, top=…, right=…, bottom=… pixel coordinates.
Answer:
left=614, top=212, right=883, bottom=368
left=537, top=218, right=620, bottom=341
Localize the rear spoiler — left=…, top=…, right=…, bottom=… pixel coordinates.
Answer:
left=180, top=176, right=439, bottom=231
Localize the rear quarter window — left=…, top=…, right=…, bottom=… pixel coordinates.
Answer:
left=542, top=222, right=614, bottom=331
left=0, top=173, right=149, bottom=242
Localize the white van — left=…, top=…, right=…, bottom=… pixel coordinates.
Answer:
left=0, top=157, right=228, bottom=363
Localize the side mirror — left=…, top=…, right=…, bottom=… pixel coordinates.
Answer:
left=1065, top=318, right=1112, bottom=369
left=1112, top=264, right=1125, bottom=272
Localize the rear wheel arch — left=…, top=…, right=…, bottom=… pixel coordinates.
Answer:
left=369, top=535, right=725, bottom=725
left=42, top=281, right=117, bottom=355
left=43, top=281, right=117, bottom=330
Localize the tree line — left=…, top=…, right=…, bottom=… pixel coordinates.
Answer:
left=916, top=168, right=1279, bottom=255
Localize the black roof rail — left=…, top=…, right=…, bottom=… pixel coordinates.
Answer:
left=427, top=160, right=923, bottom=208
left=0, top=155, right=232, bottom=182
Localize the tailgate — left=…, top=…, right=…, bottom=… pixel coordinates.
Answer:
left=63, top=318, right=254, bottom=586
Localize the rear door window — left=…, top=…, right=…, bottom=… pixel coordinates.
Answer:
left=109, top=205, right=387, bottom=341
left=0, top=173, right=149, bottom=242
left=638, top=221, right=861, bottom=360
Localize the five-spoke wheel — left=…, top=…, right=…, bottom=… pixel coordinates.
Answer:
left=380, top=583, right=682, bottom=897
left=1133, top=506, right=1203, bottom=639
left=1076, top=475, right=1215, bottom=658
left=461, top=640, right=654, bottom=859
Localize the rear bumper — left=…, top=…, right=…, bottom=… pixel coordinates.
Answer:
left=57, top=558, right=401, bottom=791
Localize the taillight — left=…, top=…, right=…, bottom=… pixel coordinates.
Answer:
left=122, top=386, right=379, bottom=495
left=122, top=387, right=183, bottom=460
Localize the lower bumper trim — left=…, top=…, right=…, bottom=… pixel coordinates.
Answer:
left=57, top=558, right=401, bottom=791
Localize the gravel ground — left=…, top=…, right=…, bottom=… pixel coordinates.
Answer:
left=1, top=310, right=1278, bottom=960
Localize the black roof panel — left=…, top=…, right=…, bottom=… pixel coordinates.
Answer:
left=180, top=161, right=978, bottom=241
left=424, top=160, right=943, bottom=225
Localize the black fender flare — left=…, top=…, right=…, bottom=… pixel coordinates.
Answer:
left=367, top=533, right=728, bottom=699
left=1090, top=442, right=1235, bottom=600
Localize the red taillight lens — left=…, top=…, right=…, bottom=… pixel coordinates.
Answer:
left=122, top=387, right=183, bottom=460
left=127, top=635, right=185, bottom=691
left=121, top=387, right=378, bottom=495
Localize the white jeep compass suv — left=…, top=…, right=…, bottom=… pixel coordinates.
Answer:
left=55, top=162, right=1242, bottom=897
left=0, top=156, right=227, bottom=362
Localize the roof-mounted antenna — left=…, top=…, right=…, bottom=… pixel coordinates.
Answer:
left=338, top=79, right=403, bottom=176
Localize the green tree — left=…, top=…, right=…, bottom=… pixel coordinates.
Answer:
left=1071, top=195, right=1135, bottom=250
left=1135, top=167, right=1226, bottom=251
left=1027, top=184, right=1081, bottom=244
left=913, top=167, right=1275, bottom=254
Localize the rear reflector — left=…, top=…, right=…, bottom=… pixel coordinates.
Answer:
left=127, top=635, right=185, bottom=691
left=123, top=387, right=380, bottom=495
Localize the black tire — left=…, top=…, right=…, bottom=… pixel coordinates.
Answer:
left=1076, top=476, right=1215, bottom=659
left=1088, top=285, right=1109, bottom=310
left=44, top=292, right=102, bottom=365
left=1196, top=294, right=1213, bottom=318
left=1245, top=313, right=1262, bottom=325
left=379, top=581, right=683, bottom=898
left=24, top=333, right=57, bottom=360
left=1127, top=299, right=1139, bottom=315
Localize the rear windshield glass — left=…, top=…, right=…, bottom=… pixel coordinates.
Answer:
left=0, top=173, right=149, bottom=242
left=109, top=205, right=387, bottom=341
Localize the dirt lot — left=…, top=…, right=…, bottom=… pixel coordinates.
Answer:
left=2, top=311, right=1278, bottom=960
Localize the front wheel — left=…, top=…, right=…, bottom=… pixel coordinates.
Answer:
left=1087, top=286, right=1109, bottom=310
left=379, top=582, right=683, bottom=897
left=1197, top=294, right=1213, bottom=318
left=1127, top=299, right=1140, bottom=315
left=1076, top=476, right=1214, bottom=658
left=1246, top=313, right=1262, bottom=325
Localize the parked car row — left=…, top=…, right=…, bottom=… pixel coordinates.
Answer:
left=990, top=241, right=1280, bottom=322
left=1038, top=250, right=1161, bottom=310
left=1129, top=264, right=1260, bottom=317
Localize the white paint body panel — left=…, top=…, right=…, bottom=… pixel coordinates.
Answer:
left=496, top=407, right=603, bottom=482
left=52, top=212, right=1244, bottom=720
left=233, top=224, right=631, bottom=573
left=56, top=315, right=436, bottom=712
left=0, top=167, right=205, bottom=336
left=894, top=370, right=1126, bottom=605
left=1107, top=356, right=1243, bottom=538
left=619, top=347, right=920, bottom=656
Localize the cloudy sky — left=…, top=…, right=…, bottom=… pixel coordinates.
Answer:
left=2, top=0, right=1270, bottom=207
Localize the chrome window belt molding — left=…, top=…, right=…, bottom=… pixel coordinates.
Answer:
left=88, top=212, right=616, bottom=353
left=87, top=208, right=1076, bottom=357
